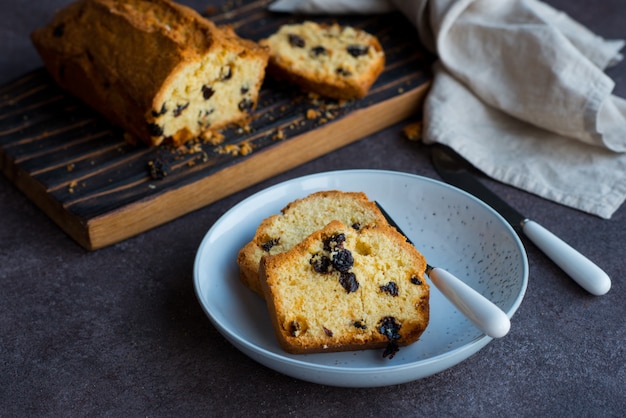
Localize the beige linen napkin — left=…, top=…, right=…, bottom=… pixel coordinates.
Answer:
left=269, top=0, right=626, bottom=218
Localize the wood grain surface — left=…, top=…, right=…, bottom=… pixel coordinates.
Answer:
left=0, top=0, right=433, bottom=250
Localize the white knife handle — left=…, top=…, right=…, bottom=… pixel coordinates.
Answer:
left=428, top=267, right=511, bottom=338
left=522, top=220, right=611, bottom=296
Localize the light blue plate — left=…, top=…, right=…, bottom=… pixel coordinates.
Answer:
left=193, top=170, right=528, bottom=387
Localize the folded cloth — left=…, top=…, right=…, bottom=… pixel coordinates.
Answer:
left=269, top=0, right=626, bottom=218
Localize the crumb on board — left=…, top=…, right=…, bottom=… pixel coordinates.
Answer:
left=306, top=109, right=320, bottom=120
left=217, top=141, right=253, bottom=157
left=68, top=180, right=78, bottom=193
left=272, top=128, right=285, bottom=141
left=239, top=141, right=253, bottom=156
left=236, top=123, right=252, bottom=135
left=177, top=140, right=203, bottom=155
left=200, top=129, right=225, bottom=145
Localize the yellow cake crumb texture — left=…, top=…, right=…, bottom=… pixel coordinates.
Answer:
left=260, top=21, right=385, bottom=100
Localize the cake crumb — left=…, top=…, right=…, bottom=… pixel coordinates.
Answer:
left=217, top=141, right=254, bottom=156
left=200, top=130, right=225, bottom=145
left=402, top=121, right=423, bottom=141
left=239, top=141, right=253, bottom=156
left=306, top=109, right=319, bottom=120
left=272, top=128, right=285, bottom=141
left=68, top=181, right=78, bottom=193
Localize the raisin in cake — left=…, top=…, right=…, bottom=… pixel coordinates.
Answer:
left=260, top=21, right=385, bottom=100
left=31, top=0, right=269, bottom=147
left=237, top=190, right=388, bottom=296
left=259, top=220, right=429, bottom=357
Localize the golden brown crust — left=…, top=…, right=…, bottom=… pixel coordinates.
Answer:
left=31, top=0, right=268, bottom=147
left=260, top=220, right=429, bottom=355
left=260, top=21, right=385, bottom=100
left=237, top=190, right=388, bottom=296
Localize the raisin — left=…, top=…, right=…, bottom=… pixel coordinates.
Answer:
left=347, top=44, right=370, bottom=57
left=220, top=66, right=232, bottom=80
left=238, top=98, right=254, bottom=111
left=310, top=46, right=327, bottom=57
left=378, top=316, right=401, bottom=341
left=353, top=321, right=367, bottom=330
left=336, top=67, right=352, bottom=77
left=382, top=341, right=400, bottom=359
left=351, top=223, right=361, bottom=230
left=339, top=271, right=359, bottom=293
left=380, top=282, right=399, bottom=296
left=331, top=249, right=353, bottom=272
left=289, top=321, right=301, bottom=337
left=202, top=85, right=215, bottom=100
left=151, top=103, right=167, bottom=117
left=310, top=254, right=331, bottom=274
left=173, top=103, right=189, bottom=117
left=323, top=327, right=333, bottom=337
left=199, top=108, right=214, bottom=119
left=410, top=275, right=423, bottom=285
left=148, top=157, right=170, bottom=180
left=53, top=23, right=65, bottom=37
left=240, top=86, right=249, bottom=94
left=323, top=233, right=346, bottom=251
left=147, top=123, right=164, bottom=137
left=261, top=238, right=279, bottom=252
left=288, top=34, right=306, bottom=48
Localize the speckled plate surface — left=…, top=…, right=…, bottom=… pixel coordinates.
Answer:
left=193, top=170, right=528, bottom=387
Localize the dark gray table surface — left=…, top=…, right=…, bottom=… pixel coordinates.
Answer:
left=1, top=0, right=624, bottom=416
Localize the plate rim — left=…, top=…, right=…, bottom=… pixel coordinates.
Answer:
left=193, top=169, right=529, bottom=385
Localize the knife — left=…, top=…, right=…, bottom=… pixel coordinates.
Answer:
left=430, top=144, right=611, bottom=296
left=375, top=201, right=511, bottom=339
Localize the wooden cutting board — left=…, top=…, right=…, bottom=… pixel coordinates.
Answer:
left=0, top=0, right=432, bottom=250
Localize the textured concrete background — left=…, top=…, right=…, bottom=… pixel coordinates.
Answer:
left=1, top=0, right=624, bottom=415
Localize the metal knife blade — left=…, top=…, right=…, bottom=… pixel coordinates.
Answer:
left=430, top=144, right=611, bottom=296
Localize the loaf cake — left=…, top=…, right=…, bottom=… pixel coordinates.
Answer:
left=237, top=190, right=388, bottom=296
left=31, top=0, right=269, bottom=147
left=259, top=220, right=430, bottom=358
left=260, top=21, right=385, bottom=100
